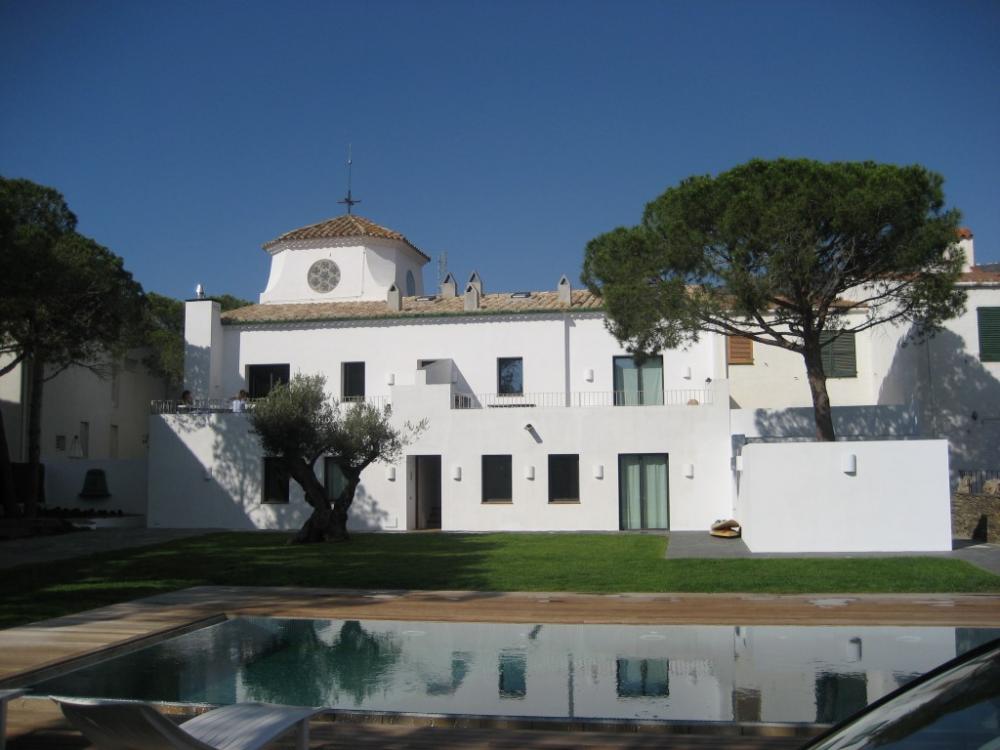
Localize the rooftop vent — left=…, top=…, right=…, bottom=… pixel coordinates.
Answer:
left=387, top=283, right=401, bottom=312
left=464, top=284, right=480, bottom=311
left=510, top=292, right=531, bottom=299
left=416, top=294, right=437, bottom=302
left=557, top=275, right=572, bottom=305
left=467, top=271, right=483, bottom=296
left=440, top=272, right=457, bottom=298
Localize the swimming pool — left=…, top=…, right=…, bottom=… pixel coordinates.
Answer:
left=28, top=617, right=1000, bottom=726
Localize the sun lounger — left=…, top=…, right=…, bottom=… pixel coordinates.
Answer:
left=53, top=696, right=323, bottom=750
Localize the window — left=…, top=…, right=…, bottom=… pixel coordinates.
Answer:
left=247, top=364, right=290, bottom=399
left=727, top=336, right=754, bottom=365
left=613, top=355, right=663, bottom=405
left=497, top=357, right=523, bottom=395
left=342, top=362, right=365, bottom=401
left=482, top=455, right=512, bottom=503
left=498, top=649, right=527, bottom=699
left=978, top=307, right=1000, bottom=362
left=548, top=454, right=580, bottom=503
left=819, top=332, right=857, bottom=378
left=324, top=458, right=348, bottom=502
left=262, top=458, right=289, bottom=504
left=616, top=658, right=669, bottom=698
left=405, top=270, right=416, bottom=296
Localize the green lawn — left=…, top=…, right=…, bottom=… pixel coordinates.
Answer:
left=2, top=532, right=998, bottom=630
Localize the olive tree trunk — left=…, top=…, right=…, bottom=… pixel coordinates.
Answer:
left=287, top=459, right=360, bottom=543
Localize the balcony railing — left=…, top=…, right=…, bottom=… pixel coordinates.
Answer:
left=151, top=395, right=391, bottom=415
left=451, top=389, right=714, bottom=410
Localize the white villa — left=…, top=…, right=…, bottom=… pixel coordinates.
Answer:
left=137, top=214, right=1000, bottom=552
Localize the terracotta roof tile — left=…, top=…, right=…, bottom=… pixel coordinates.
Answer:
left=262, top=214, right=429, bottom=260
left=222, top=289, right=603, bottom=325
left=957, top=227, right=974, bottom=240
left=959, top=268, right=1000, bottom=283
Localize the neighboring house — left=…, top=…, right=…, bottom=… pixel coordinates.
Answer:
left=147, top=216, right=998, bottom=548
left=0, top=353, right=168, bottom=514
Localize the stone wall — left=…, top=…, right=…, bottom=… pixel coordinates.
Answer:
left=952, top=494, right=1000, bottom=543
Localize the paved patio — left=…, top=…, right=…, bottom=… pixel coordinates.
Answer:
left=664, top=531, right=1000, bottom=575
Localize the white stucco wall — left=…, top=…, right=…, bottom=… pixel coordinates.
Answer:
left=147, top=380, right=732, bottom=533
left=738, top=440, right=952, bottom=552
left=259, top=238, right=427, bottom=304
left=44, top=458, right=147, bottom=515
left=219, top=313, right=720, bottom=409
left=727, top=312, right=877, bottom=409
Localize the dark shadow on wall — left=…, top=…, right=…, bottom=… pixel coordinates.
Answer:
left=878, top=326, right=1000, bottom=470
left=750, top=404, right=920, bottom=441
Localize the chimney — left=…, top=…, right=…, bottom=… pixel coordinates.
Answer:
left=440, top=272, right=457, bottom=298
left=956, top=227, right=975, bottom=272
left=557, top=274, right=572, bottom=305
left=387, top=283, right=401, bottom=312
left=467, top=271, right=483, bottom=296
left=464, top=283, right=480, bottom=311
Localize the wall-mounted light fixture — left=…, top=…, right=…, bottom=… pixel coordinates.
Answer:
left=524, top=465, right=535, bottom=480
left=593, top=464, right=604, bottom=479
left=735, top=455, right=744, bottom=472
left=386, top=465, right=396, bottom=481
left=683, top=463, right=695, bottom=479
left=841, top=454, right=857, bottom=475
left=524, top=423, right=534, bottom=432
left=584, top=368, right=594, bottom=382
left=385, top=372, right=395, bottom=386
left=452, top=465, right=462, bottom=481
left=683, top=366, right=692, bottom=380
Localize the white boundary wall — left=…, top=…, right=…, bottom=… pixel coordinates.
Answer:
left=738, top=440, right=952, bottom=552
left=147, top=383, right=733, bottom=533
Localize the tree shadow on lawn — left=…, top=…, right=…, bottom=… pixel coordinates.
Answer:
left=0, top=531, right=512, bottom=630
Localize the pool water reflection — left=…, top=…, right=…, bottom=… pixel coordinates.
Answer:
left=29, top=618, right=1000, bottom=726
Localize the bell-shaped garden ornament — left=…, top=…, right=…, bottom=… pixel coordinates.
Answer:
left=79, top=469, right=110, bottom=499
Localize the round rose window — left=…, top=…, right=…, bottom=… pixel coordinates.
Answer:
left=307, top=259, right=340, bottom=293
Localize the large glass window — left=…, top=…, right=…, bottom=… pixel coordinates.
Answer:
left=616, top=658, right=669, bottom=698
left=482, top=455, right=513, bottom=503
left=324, top=458, right=348, bottom=502
left=262, top=457, right=289, bottom=504
left=819, top=332, right=857, bottom=378
left=342, top=362, right=365, bottom=401
left=497, top=357, right=523, bottom=395
left=548, top=454, right=580, bottom=503
left=613, top=355, right=663, bottom=405
left=247, top=364, right=290, bottom=399
left=619, top=453, right=669, bottom=529
left=978, top=307, right=1000, bottom=362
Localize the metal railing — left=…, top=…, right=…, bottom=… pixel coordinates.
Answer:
left=151, top=395, right=391, bottom=415
left=451, top=389, right=714, bottom=410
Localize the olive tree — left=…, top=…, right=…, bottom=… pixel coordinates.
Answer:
left=582, top=159, right=965, bottom=441
left=249, top=374, right=425, bottom=543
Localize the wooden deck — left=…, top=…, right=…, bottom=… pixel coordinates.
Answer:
left=3, top=587, right=1000, bottom=748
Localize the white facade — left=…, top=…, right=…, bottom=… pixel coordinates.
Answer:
left=0, top=352, right=167, bottom=510
left=146, top=216, right=999, bottom=549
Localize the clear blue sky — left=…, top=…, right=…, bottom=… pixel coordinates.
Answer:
left=2, top=0, right=997, bottom=303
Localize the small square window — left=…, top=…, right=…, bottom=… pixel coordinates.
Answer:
left=342, top=362, right=365, bottom=402
left=548, top=454, right=580, bottom=503
left=482, top=455, right=512, bottom=503
left=262, top=457, right=289, bottom=504
left=498, top=357, right=523, bottom=395
left=247, top=364, right=290, bottom=399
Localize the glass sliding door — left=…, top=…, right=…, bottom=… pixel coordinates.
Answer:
left=618, top=454, right=669, bottom=529
left=613, top=356, right=664, bottom=405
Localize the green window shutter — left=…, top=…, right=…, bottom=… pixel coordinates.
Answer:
left=979, top=308, right=1000, bottom=362
left=820, top=332, right=857, bottom=378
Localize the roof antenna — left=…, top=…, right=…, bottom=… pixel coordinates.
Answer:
left=338, top=144, right=361, bottom=214
left=438, top=251, right=448, bottom=284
